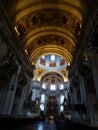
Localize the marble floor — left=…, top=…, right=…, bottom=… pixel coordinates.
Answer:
left=14, top=120, right=57, bottom=130
left=0, top=117, right=98, bottom=130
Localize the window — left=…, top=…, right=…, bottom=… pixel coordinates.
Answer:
left=42, top=83, right=46, bottom=89
left=42, top=56, right=45, bottom=59
left=50, top=84, right=56, bottom=90
left=51, top=55, right=55, bottom=61
left=41, top=94, right=45, bottom=103
left=40, top=104, right=44, bottom=111
left=60, top=84, right=64, bottom=90
left=60, top=105, right=64, bottom=112
left=60, top=95, right=64, bottom=104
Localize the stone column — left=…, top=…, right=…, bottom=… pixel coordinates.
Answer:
left=2, top=74, right=16, bottom=115
left=31, top=80, right=41, bottom=113
left=80, top=74, right=96, bottom=126
left=2, top=65, right=21, bottom=115
left=79, top=75, right=88, bottom=105
left=7, top=65, right=22, bottom=115
left=89, top=51, right=98, bottom=100
left=19, top=77, right=31, bottom=116
left=0, top=86, right=8, bottom=114
left=17, top=84, right=27, bottom=116
left=31, top=80, right=41, bottom=100
left=34, top=70, right=38, bottom=80
left=87, top=94, right=96, bottom=126
left=14, top=71, right=32, bottom=117
left=57, top=95, right=60, bottom=115
left=70, top=86, right=78, bottom=120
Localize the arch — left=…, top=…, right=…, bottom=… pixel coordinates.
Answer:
left=23, top=26, right=76, bottom=47
left=30, top=45, right=72, bottom=64
left=40, top=71, right=64, bottom=82
left=11, top=2, right=83, bottom=22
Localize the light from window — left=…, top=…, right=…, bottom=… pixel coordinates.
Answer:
left=60, top=105, right=64, bottom=112
left=42, top=56, right=45, bottom=59
left=60, top=84, right=64, bottom=90
left=41, top=94, right=45, bottom=103
left=40, top=104, right=44, bottom=111
left=60, top=95, right=64, bottom=104
left=50, top=84, right=56, bottom=90
left=27, top=111, right=31, bottom=116
left=42, top=83, right=46, bottom=89
left=51, top=55, right=55, bottom=61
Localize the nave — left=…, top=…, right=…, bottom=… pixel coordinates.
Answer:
left=0, top=0, right=98, bottom=128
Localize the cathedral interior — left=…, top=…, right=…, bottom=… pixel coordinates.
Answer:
left=0, top=0, right=98, bottom=129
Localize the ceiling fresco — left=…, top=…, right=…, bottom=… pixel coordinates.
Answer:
left=1, top=0, right=86, bottom=80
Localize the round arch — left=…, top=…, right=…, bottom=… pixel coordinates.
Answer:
left=30, top=45, right=72, bottom=64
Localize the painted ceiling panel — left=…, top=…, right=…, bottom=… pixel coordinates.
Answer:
left=1, top=0, right=86, bottom=79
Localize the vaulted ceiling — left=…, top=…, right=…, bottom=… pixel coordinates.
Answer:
left=1, top=0, right=86, bottom=81
left=1, top=0, right=87, bottom=67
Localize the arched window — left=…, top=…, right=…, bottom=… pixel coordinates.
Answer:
left=60, top=95, right=64, bottom=104
left=41, top=94, right=45, bottom=103
left=60, top=105, right=64, bottom=112
left=42, top=83, right=46, bottom=89
left=51, top=55, right=55, bottom=61
left=50, top=84, right=56, bottom=90
left=60, top=84, right=64, bottom=90
left=40, top=104, right=44, bottom=111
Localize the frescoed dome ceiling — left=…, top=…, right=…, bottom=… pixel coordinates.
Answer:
left=1, top=0, right=87, bottom=79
